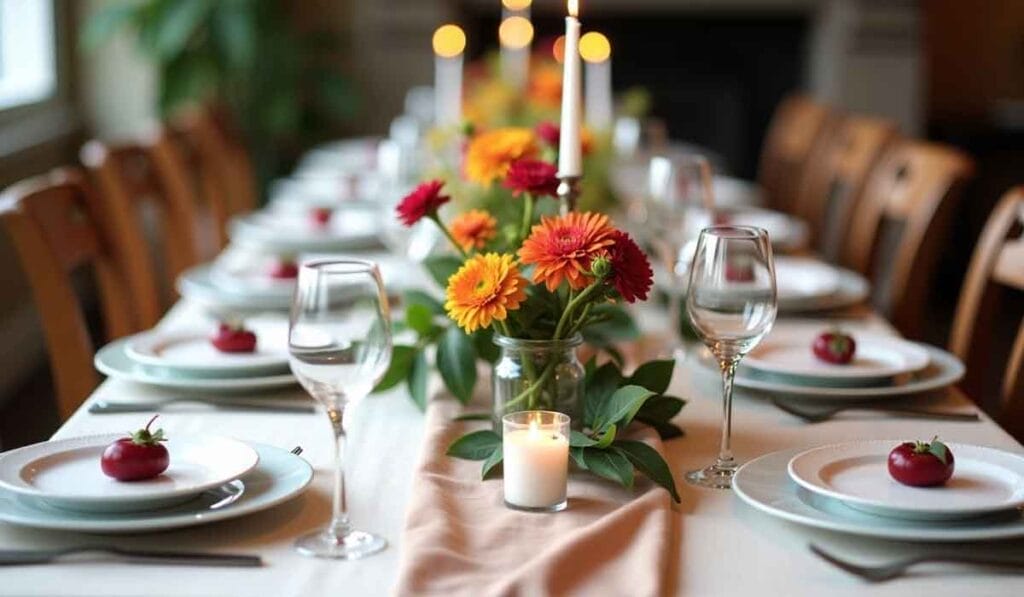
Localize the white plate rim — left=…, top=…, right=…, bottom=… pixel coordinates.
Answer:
left=0, top=443, right=311, bottom=533
left=96, top=338, right=297, bottom=391
left=787, top=440, right=1024, bottom=517
left=733, top=448, right=1024, bottom=542
left=744, top=332, right=931, bottom=380
left=177, top=265, right=293, bottom=311
left=125, top=330, right=290, bottom=373
left=0, top=433, right=259, bottom=505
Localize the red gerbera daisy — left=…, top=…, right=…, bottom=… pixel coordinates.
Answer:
left=396, top=180, right=450, bottom=227
left=519, top=212, right=616, bottom=291
left=603, top=230, right=654, bottom=303
left=503, top=158, right=559, bottom=198
left=535, top=121, right=560, bottom=147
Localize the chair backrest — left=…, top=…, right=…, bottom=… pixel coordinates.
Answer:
left=793, top=115, right=898, bottom=259
left=757, top=94, right=839, bottom=213
left=842, top=139, right=974, bottom=338
left=949, top=187, right=1024, bottom=432
left=173, top=105, right=257, bottom=244
left=81, top=129, right=202, bottom=327
left=0, top=168, right=133, bottom=419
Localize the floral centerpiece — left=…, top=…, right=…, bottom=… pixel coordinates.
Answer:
left=375, top=124, right=684, bottom=501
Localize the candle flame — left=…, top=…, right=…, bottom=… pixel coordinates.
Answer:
left=552, top=35, right=566, bottom=64
left=432, top=24, right=466, bottom=58
left=579, top=31, right=610, bottom=63
left=499, top=16, right=533, bottom=50
left=568, top=0, right=579, bottom=18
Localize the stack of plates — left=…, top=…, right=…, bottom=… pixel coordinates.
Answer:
left=229, top=203, right=381, bottom=253
left=0, top=436, right=311, bottom=533
left=95, top=317, right=297, bottom=392
left=734, top=441, right=1024, bottom=541
left=697, top=325, right=965, bottom=400
left=684, top=207, right=809, bottom=252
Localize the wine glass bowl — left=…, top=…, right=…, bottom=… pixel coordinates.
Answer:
left=685, top=226, right=777, bottom=489
left=288, top=259, right=393, bottom=559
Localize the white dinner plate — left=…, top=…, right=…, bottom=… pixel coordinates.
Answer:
left=695, top=343, right=964, bottom=400
left=745, top=330, right=930, bottom=382
left=733, top=448, right=1024, bottom=542
left=685, top=207, right=809, bottom=252
left=208, top=259, right=297, bottom=298
left=125, top=320, right=290, bottom=377
left=96, top=338, right=297, bottom=392
left=229, top=205, right=381, bottom=253
left=0, top=443, right=311, bottom=534
left=178, top=265, right=294, bottom=311
left=0, top=434, right=259, bottom=512
left=788, top=441, right=1024, bottom=520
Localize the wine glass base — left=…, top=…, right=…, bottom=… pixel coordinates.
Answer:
left=295, top=528, right=387, bottom=560
left=685, top=462, right=738, bottom=490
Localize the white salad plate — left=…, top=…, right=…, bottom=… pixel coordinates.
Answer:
left=229, top=206, right=380, bottom=253
left=788, top=441, right=1024, bottom=521
left=685, top=207, right=809, bottom=252
left=0, top=443, right=311, bottom=533
left=744, top=329, right=930, bottom=382
left=96, top=338, right=297, bottom=392
left=178, top=264, right=293, bottom=311
left=695, top=343, right=964, bottom=400
left=125, top=322, right=290, bottom=377
left=733, top=448, right=1024, bottom=542
left=209, top=258, right=297, bottom=298
left=0, top=434, right=259, bottom=512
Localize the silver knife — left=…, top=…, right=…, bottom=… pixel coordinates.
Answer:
left=0, top=546, right=261, bottom=567
left=89, top=399, right=316, bottom=414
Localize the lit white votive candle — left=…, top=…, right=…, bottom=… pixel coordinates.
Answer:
left=581, top=31, right=613, bottom=132
left=502, top=411, right=570, bottom=512
left=432, top=24, right=466, bottom=127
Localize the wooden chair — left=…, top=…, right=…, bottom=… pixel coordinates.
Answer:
left=793, top=115, right=897, bottom=260
left=841, top=139, right=975, bottom=338
left=81, top=129, right=203, bottom=328
left=173, top=105, right=257, bottom=246
left=949, top=187, right=1024, bottom=435
left=0, top=169, right=134, bottom=420
left=757, top=94, right=840, bottom=213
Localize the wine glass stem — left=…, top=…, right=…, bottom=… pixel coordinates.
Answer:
left=327, top=407, right=351, bottom=538
left=717, top=360, right=738, bottom=467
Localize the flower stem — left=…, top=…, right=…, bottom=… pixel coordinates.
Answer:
left=554, top=280, right=603, bottom=339
left=430, top=214, right=469, bottom=259
left=519, top=193, right=535, bottom=243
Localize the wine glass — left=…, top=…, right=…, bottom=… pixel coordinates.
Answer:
left=288, top=259, right=393, bottom=558
left=685, top=226, right=777, bottom=489
left=647, top=153, right=715, bottom=349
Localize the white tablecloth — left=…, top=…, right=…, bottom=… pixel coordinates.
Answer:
left=1, top=301, right=1022, bottom=596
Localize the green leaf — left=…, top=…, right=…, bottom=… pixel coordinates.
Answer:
left=635, top=395, right=686, bottom=424
left=614, top=440, right=680, bottom=503
left=424, top=255, right=463, bottom=289
left=481, top=444, right=504, bottom=479
left=570, top=446, right=587, bottom=469
left=471, top=328, right=501, bottom=363
left=374, top=345, right=415, bottom=392
left=404, top=290, right=444, bottom=314
left=446, top=430, right=501, bottom=461
left=153, top=0, right=211, bottom=59
left=595, top=423, right=617, bottom=449
left=569, top=430, right=598, bottom=448
left=584, top=362, right=623, bottom=429
left=647, top=421, right=685, bottom=441
left=407, top=350, right=429, bottom=411
left=80, top=2, right=142, bottom=50
left=437, top=327, right=477, bottom=404
left=930, top=439, right=949, bottom=465
left=211, top=2, right=256, bottom=70
left=453, top=412, right=491, bottom=422
left=592, top=385, right=655, bottom=432
left=405, top=303, right=435, bottom=337
left=580, top=447, right=634, bottom=489
left=582, top=304, right=640, bottom=345
left=628, top=360, right=675, bottom=395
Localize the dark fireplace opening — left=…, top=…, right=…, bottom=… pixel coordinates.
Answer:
left=463, top=9, right=809, bottom=179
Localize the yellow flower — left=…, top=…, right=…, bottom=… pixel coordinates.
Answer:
left=445, top=253, right=528, bottom=332
left=463, top=127, right=539, bottom=186
left=528, top=63, right=563, bottom=109
left=449, top=209, right=498, bottom=251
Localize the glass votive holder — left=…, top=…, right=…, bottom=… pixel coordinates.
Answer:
left=502, top=410, right=570, bottom=512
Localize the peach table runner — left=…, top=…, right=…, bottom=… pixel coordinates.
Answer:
left=393, top=398, right=675, bottom=597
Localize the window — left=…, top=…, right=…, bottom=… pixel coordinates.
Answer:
left=0, top=0, right=56, bottom=111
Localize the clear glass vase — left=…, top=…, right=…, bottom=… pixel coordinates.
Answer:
left=492, top=334, right=585, bottom=429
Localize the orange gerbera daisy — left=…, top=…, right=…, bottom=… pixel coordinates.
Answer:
left=449, top=209, right=498, bottom=251
left=464, top=127, right=539, bottom=186
left=445, top=253, right=528, bottom=333
left=518, top=212, right=616, bottom=291
left=527, top=64, right=563, bottom=109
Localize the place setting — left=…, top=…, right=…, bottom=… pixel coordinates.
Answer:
left=228, top=200, right=382, bottom=254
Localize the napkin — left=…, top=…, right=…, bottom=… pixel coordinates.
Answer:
left=393, top=398, right=675, bottom=597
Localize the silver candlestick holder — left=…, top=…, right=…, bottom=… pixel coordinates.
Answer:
left=556, top=175, right=581, bottom=215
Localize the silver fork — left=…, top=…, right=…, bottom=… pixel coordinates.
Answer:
left=772, top=399, right=980, bottom=423
left=810, top=544, right=1024, bottom=582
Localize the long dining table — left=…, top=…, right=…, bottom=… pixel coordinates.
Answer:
left=0, top=276, right=1022, bottom=596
